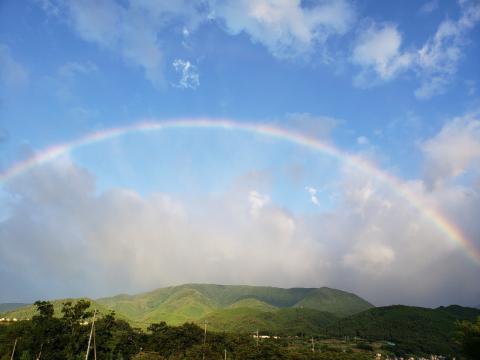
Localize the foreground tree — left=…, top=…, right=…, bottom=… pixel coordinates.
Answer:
left=457, top=317, right=480, bottom=360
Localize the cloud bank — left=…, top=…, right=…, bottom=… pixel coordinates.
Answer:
left=1, top=115, right=479, bottom=306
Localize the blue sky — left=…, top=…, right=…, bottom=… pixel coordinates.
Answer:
left=1, top=0, right=480, bottom=306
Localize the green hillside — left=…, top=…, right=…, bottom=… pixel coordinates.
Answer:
left=293, top=287, right=373, bottom=317
left=3, top=284, right=373, bottom=330
left=96, top=283, right=373, bottom=325
left=325, top=304, right=480, bottom=356
left=227, top=297, right=278, bottom=312
left=200, top=307, right=338, bottom=334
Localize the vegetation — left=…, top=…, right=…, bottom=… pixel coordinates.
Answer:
left=200, top=307, right=338, bottom=335
left=2, top=285, right=477, bottom=358
left=0, top=300, right=377, bottom=360
left=2, top=284, right=373, bottom=328
left=456, top=316, right=480, bottom=360
left=325, top=304, right=480, bottom=357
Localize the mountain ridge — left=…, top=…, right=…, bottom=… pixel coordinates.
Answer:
left=1, top=283, right=373, bottom=326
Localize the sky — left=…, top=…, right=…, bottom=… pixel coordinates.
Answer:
left=0, top=0, right=480, bottom=307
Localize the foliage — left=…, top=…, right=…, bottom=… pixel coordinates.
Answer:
left=0, top=300, right=377, bottom=359
left=325, top=304, right=480, bottom=357
left=456, top=316, right=480, bottom=360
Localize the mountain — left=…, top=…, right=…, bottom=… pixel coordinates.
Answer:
left=3, top=284, right=373, bottom=329
left=0, top=303, right=29, bottom=314
left=324, top=304, right=480, bottom=356
left=96, top=284, right=373, bottom=326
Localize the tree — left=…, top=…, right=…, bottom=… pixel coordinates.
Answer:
left=457, top=317, right=480, bottom=360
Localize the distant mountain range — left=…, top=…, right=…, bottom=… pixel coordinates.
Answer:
left=0, top=303, right=29, bottom=313
left=1, top=283, right=479, bottom=355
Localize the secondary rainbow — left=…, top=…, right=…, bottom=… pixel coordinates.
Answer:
left=1, top=118, right=479, bottom=264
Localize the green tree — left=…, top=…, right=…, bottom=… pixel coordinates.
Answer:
left=457, top=316, right=480, bottom=360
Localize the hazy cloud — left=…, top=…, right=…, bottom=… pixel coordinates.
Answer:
left=1, top=114, right=480, bottom=306
left=58, top=61, right=98, bottom=80
left=419, top=0, right=439, bottom=14
left=421, top=114, right=480, bottom=187
left=282, top=113, right=339, bottom=140
left=356, top=136, right=369, bottom=145
left=0, top=44, right=29, bottom=91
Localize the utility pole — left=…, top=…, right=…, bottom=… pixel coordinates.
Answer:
left=36, top=343, right=43, bottom=360
left=224, top=348, right=227, bottom=360
left=202, top=320, right=207, bottom=360
left=10, top=338, right=17, bottom=360
left=85, top=309, right=97, bottom=360
left=93, top=318, right=97, bottom=360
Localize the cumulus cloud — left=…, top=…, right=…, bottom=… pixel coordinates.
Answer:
left=0, top=44, right=29, bottom=91
left=1, top=114, right=480, bottom=306
left=248, top=190, right=270, bottom=216
left=352, top=23, right=413, bottom=85
left=211, top=0, right=355, bottom=58
left=415, top=0, right=480, bottom=99
left=41, top=0, right=207, bottom=87
left=38, top=0, right=355, bottom=85
left=421, top=114, right=480, bottom=187
left=172, top=59, right=200, bottom=89
left=352, top=0, right=480, bottom=98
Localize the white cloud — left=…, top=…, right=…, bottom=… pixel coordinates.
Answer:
left=421, top=114, right=480, bottom=187
left=172, top=59, right=200, bottom=89
left=343, top=240, right=395, bottom=273
left=353, top=24, right=413, bottom=83
left=415, top=0, right=480, bottom=99
left=356, top=136, right=369, bottom=145
left=248, top=190, right=270, bottom=216
left=419, top=0, right=439, bottom=14
left=58, top=61, right=98, bottom=80
left=38, top=0, right=355, bottom=86
left=305, top=186, right=320, bottom=206
left=43, top=0, right=207, bottom=87
left=352, top=0, right=480, bottom=98
left=0, top=44, right=29, bottom=91
left=211, top=0, right=355, bottom=58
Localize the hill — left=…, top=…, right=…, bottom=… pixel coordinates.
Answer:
left=324, top=304, right=480, bottom=356
left=3, top=284, right=373, bottom=329
left=0, top=303, right=29, bottom=314
left=96, top=283, right=373, bottom=325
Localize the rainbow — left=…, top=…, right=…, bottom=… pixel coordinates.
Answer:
left=1, top=118, right=479, bottom=264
